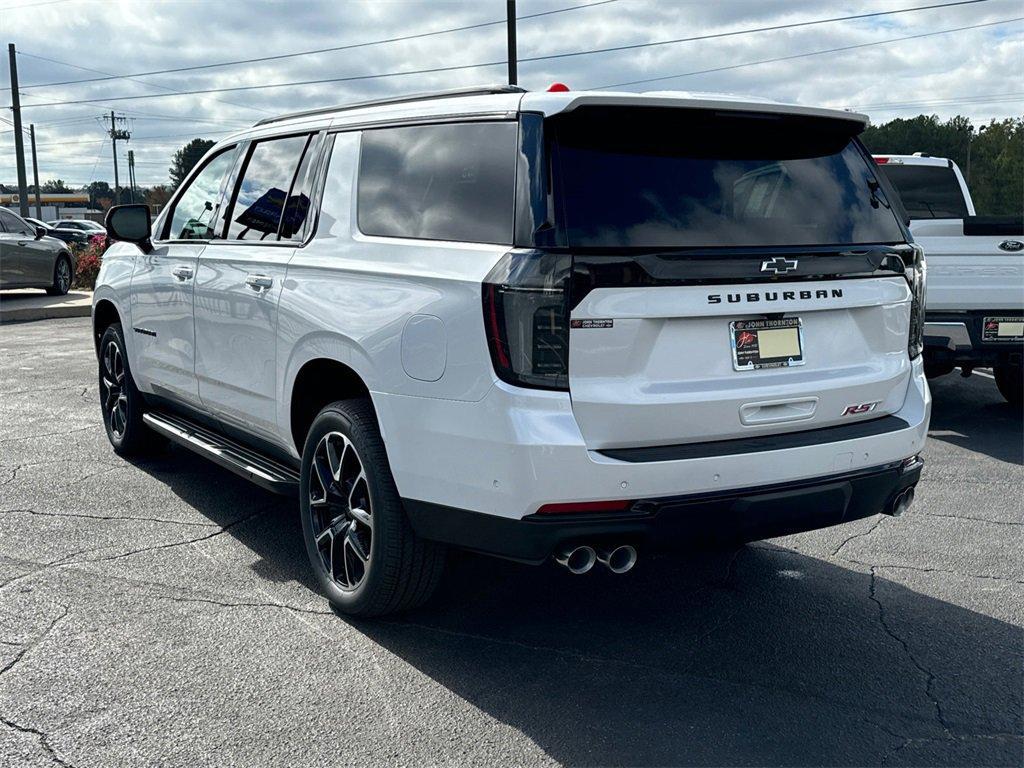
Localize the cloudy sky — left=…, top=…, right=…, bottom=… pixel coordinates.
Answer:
left=2, top=0, right=1022, bottom=188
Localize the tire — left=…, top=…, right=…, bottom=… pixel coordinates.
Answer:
left=299, top=399, right=445, bottom=616
left=994, top=361, right=1023, bottom=407
left=45, top=253, right=72, bottom=296
left=98, top=323, right=161, bottom=456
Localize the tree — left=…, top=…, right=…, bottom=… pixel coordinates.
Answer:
left=85, top=181, right=113, bottom=210
left=145, top=184, right=174, bottom=208
left=169, top=138, right=215, bottom=190
left=861, top=115, right=1023, bottom=216
left=41, top=179, right=71, bottom=193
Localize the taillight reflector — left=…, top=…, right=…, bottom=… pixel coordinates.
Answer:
left=536, top=500, right=632, bottom=515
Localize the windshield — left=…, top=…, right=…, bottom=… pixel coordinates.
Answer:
left=875, top=163, right=969, bottom=219
left=547, top=107, right=906, bottom=249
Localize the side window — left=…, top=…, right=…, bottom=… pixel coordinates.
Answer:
left=226, top=135, right=310, bottom=241
left=165, top=148, right=237, bottom=241
left=0, top=210, right=32, bottom=236
left=357, top=121, right=518, bottom=244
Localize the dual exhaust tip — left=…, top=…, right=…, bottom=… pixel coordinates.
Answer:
left=556, top=544, right=637, bottom=575
left=887, top=486, right=916, bottom=517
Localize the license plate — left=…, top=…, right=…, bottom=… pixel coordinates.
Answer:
left=983, top=316, right=1024, bottom=342
left=730, top=318, right=804, bottom=371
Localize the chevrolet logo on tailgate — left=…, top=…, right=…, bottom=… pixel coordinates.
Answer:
left=761, top=257, right=799, bottom=274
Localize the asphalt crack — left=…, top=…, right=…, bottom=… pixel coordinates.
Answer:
left=0, top=716, right=77, bottom=767
left=848, top=558, right=1023, bottom=584
left=0, top=605, right=76, bottom=766
left=0, top=604, right=70, bottom=680
left=0, top=508, right=219, bottom=528
left=832, top=516, right=886, bottom=557
left=868, top=566, right=952, bottom=736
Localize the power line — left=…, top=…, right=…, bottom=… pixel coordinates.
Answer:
left=852, top=91, right=1024, bottom=109
left=8, top=0, right=622, bottom=91
left=10, top=51, right=274, bottom=115
left=523, top=0, right=997, bottom=65
left=595, top=16, right=1024, bottom=89
left=17, top=2, right=1012, bottom=109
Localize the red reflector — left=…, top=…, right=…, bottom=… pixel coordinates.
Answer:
left=874, top=157, right=889, bottom=164
left=547, top=82, right=570, bottom=92
left=536, top=499, right=632, bottom=515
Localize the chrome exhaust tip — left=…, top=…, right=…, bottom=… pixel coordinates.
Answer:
left=598, top=545, right=637, bottom=574
left=555, top=545, right=597, bottom=575
left=888, top=487, right=916, bottom=517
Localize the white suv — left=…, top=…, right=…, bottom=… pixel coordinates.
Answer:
left=93, top=85, right=930, bottom=615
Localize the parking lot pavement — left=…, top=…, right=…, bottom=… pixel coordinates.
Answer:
left=0, top=317, right=1020, bottom=768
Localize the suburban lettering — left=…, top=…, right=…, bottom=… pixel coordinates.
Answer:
left=707, top=294, right=721, bottom=304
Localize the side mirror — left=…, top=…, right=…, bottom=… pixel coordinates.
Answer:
left=34, top=226, right=46, bottom=240
left=105, top=204, right=153, bottom=254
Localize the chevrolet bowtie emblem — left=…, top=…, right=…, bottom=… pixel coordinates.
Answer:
left=761, top=257, right=799, bottom=274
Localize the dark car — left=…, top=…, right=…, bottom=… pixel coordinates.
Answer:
left=0, top=208, right=76, bottom=295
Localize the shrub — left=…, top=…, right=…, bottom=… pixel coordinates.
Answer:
left=71, top=234, right=110, bottom=290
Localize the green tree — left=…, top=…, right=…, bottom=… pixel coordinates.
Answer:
left=85, top=181, right=113, bottom=209
left=41, top=179, right=71, bottom=193
left=169, top=138, right=215, bottom=190
left=861, top=114, right=1023, bottom=216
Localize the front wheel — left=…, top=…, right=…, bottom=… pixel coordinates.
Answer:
left=299, top=399, right=445, bottom=616
left=45, top=254, right=72, bottom=296
left=994, top=361, right=1022, bottom=407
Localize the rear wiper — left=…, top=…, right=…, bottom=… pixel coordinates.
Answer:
left=867, top=179, right=892, bottom=211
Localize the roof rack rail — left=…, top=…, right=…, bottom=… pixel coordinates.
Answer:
left=252, top=84, right=527, bottom=127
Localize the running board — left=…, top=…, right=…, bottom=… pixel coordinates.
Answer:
left=142, top=411, right=299, bottom=495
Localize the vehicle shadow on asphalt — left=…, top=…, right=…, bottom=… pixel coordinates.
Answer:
left=128, top=444, right=1022, bottom=767
left=925, top=375, right=1023, bottom=465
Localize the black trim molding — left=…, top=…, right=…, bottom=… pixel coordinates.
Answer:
left=598, top=415, right=910, bottom=463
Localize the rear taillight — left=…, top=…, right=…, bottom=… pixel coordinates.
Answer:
left=482, top=250, right=572, bottom=391
left=906, top=244, right=926, bottom=359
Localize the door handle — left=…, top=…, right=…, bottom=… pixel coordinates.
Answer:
left=171, top=265, right=194, bottom=281
left=245, top=274, right=274, bottom=291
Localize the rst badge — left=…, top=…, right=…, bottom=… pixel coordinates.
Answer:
left=842, top=401, right=880, bottom=416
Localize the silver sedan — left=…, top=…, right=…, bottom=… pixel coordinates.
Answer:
left=0, top=208, right=77, bottom=295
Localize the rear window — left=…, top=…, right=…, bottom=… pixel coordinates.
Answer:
left=875, top=163, right=969, bottom=219
left=547, top=107, right=906, bottom=249
left=357, top=122, right=517, bottom=244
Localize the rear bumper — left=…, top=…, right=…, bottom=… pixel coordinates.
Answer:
left=924, top=311, right=1024, bottom=368
left=376, top=356, right=930, bottom=523
left=404, top=458, right=923, bottom=563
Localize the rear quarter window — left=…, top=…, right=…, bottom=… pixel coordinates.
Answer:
left=357, top=121, right=518, bottom=245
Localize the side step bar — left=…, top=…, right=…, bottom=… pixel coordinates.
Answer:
left=142, top=411, right=300, bottom=495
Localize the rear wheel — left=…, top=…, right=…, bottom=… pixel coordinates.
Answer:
left=45, top=254, right=72, bottom=296
left=98, top=323, right=161, bottom=455
left=299, top=399, right=445, bottom=616
left=994, top=361, right=1022, bottom=407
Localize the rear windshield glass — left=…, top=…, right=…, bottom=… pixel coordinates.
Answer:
left=548, top=107, right=906, bottom=249
left=875, top=163, right=969, bottom=219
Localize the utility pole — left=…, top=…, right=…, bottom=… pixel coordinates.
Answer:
left=127, top=150, right=136, bottom=203
left=506, top=0, right=518, bottom=86
left=107, top=110, right=130, bottom=207
left=29, top=124, right=41, bottom=218
left=7, top=43, right=30, bottom=217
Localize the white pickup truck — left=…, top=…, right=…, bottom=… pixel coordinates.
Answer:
left=874, top=154, right=1023, bottom=405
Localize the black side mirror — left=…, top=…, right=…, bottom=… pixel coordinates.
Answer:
left=34, top=226, right=46, bottom=240
left=105, top=204, right=153, bottom=253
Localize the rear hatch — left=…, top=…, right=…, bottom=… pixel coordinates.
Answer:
left=548, top=106, right=917, bottom=450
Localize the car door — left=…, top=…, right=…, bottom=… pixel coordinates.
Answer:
left=129, top=145, right=240, bottom=407
left=6, top=211, right=55, bottom=285
left=0, top=209, right=42, bottom=286
left=194, top=132, right=320, bottom=442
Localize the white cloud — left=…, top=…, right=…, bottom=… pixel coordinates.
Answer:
left=1, top=0, right=1021, bottom=185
